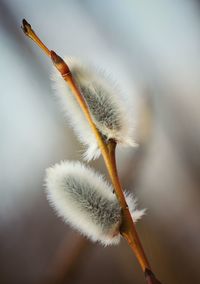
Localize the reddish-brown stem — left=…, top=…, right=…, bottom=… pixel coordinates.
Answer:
left=51, top=53, right=155, bottom=277
left=108, top=141, right=150, bottom=271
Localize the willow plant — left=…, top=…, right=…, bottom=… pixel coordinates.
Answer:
left=21, top=19, right=162, bottom=284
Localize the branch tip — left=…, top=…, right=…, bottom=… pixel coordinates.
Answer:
left=21, top=18, right=51, bottom=57
left=21, top=19, right=31, bottom=35
left=145, top=269, right=162, bottom=284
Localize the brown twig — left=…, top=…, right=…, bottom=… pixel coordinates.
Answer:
left=21, top=19, right=162, bottom=284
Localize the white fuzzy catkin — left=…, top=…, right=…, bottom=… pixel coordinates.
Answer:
left=45, top=161, right=145, bottom=246
left=52, top=58, right=137, bottom=161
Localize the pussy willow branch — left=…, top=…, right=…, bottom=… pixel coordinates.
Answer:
left=21, top=19, right=161, bottom=284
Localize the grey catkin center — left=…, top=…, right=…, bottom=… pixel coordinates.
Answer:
left=64, top=176, right=121, bottom=231
left=80, top=83, right=122, bottom=132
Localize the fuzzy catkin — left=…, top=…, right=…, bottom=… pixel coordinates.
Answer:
left=52, top=58, right=137, bottom=161
left=45, top=161, right=144, bottom=246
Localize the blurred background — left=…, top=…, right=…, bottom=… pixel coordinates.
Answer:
left=1, top=0, right=200, bottom=283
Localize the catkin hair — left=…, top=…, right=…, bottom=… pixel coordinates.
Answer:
left=45, top=161, right=144, bottom=245
left=52, top=58, right=137, bottom=161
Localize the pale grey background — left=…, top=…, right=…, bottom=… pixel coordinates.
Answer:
left=1, top=1, right=200, bottom=283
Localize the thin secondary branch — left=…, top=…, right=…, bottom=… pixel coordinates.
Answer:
left=21, top=19, right=161, bottom=284
left=42, top=234, right=90, bottom=284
